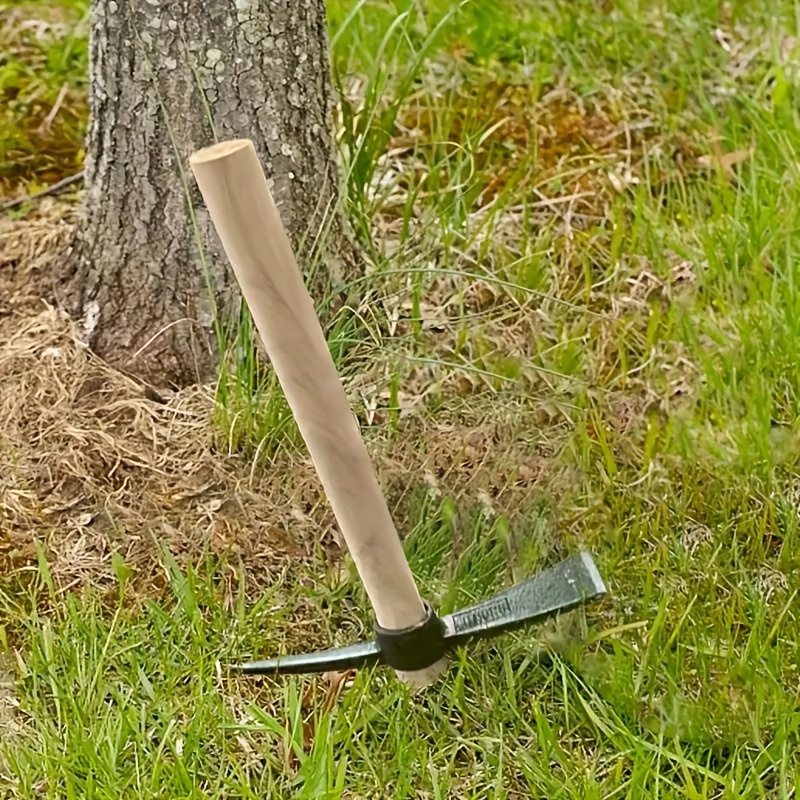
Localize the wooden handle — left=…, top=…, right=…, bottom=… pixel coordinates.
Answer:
left=189, top=140, right=446, bottom=685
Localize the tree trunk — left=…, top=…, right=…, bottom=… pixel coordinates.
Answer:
left=61, top=0, right=353, bottom=389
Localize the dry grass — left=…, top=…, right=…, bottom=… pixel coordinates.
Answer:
left=0, top=205, right=312, bottom=599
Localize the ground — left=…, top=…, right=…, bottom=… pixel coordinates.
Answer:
left=1, top=0, right=799, bottom=797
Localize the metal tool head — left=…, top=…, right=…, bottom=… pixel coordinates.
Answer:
left=236, top=551, right=606, bottom=677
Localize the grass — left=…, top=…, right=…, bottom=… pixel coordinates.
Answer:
left=0, top=0, right=87, bottom=200
left=2, top=0, right=800, bottom=797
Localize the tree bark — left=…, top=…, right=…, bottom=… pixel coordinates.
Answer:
left=61, top=0, right=353, bottom=389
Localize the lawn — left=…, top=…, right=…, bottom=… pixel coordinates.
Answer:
left=1, top=0, right=799, bottom=797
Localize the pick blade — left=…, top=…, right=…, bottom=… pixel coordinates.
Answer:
left=236, top=639, right=381, bottom=675
left=442, top=551, right=606, bottom=646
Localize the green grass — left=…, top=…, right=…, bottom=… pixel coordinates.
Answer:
left=0, top=0, right=88, bottom=198
left=2, top=0, right=800, bottom=797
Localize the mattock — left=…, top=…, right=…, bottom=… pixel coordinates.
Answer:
left=189, top=139, right=607, bottom=688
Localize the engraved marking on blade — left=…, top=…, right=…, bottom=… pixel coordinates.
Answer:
left=452, top=597, right=513, bottom=633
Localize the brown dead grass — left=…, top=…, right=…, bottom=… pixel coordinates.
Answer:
left=1, top=301, right=308, bottom=597
left=0, top=199, right=74, bottom=315
left=0, top=204, right=316, bottom=599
